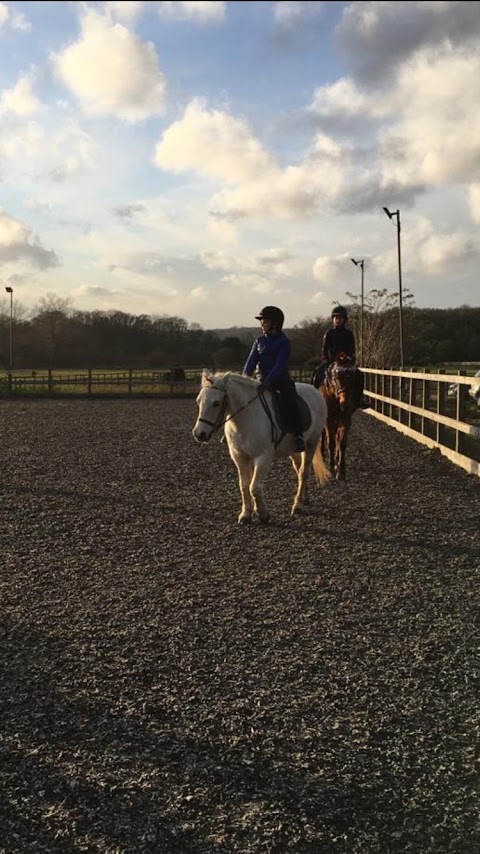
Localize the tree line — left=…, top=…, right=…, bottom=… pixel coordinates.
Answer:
left=0, top=291, right=479, bottom=371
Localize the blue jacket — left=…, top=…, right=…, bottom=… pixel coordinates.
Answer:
left=243, top=330, right=291, bottom=385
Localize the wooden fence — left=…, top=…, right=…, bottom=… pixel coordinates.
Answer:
left=362, top=368, right=480, bottom=477
left=0, top=367, right=314, bottom=397
left=3, top=365, right=479, bottom=477
left=0, top=369, right=201, bottom=397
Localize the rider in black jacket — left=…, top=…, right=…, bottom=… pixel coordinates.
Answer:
left=312, top=305, right=368, bottom=407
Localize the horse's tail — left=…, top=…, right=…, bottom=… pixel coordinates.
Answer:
left=313, top=437, right=331, bottom=485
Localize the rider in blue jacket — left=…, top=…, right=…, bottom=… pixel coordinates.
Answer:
left=243, top=306, right=305, bottom=452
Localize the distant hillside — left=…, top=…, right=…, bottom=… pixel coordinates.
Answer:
left=210, top=327, right=258, bottom=343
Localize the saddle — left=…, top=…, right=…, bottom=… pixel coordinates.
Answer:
left=311, top=353, right=355, bottom=388
left=269, top=389, right=312, bottom=440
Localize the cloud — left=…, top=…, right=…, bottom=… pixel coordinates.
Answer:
left=309, top=77, right=390, bottom=131
left=273, top=1, right=323, bottom=26
left=0, top=73, right=40, bottom=116
left=0, top=211, right=60, bottom=270
left=271, top=1, right=326, bottom=47
left=190, top=286, right=208, bottom=300
left=155, top=99, right=274, bottom=183
left=155, top=99, right=350, bottom=221
left=200, top=246, right=303, bottom=296
left=306, top=36, right=480, bottom=215
left=211, top=132, right=346, bottom=220
left=53, top=9, right=166, bottom=122
left=0, top=1, right=30, bottom=32
left=378, top=44, right=480, bottom=190
left=336, top=0, right=480, bottom=82
left=468, top=185, right=480, bottom=222
left=312, top=255, right=351, bottom=284
left=200, top=249, right=242, bottom=271
left=157, top=2, right=226, bottom=24
left=73, top=284, right=122, bottom=298
left=104, top=1, right=145, bottom=23
left=114, top=204, right=146, bottom=220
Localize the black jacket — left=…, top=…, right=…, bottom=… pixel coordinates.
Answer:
left=322, top=326, right=356, bottom=364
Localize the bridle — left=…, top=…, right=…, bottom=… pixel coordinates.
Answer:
left=328, top=356, right=356, bottom=402
left=197, top=383, right=261, bottom=435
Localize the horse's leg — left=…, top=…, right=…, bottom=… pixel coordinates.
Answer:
left=327, top=419, right=336, bottom=473
left=231, top=449, right=255, bottom=523
left=291, top=451, right=311, bottom=506
left=321, top=428, right=327, bottom=462
left=336, top=416, right=351, bottom=480
left=291, top=447, right=315, bottom=515
left=250, top=455, right=272, bottom=523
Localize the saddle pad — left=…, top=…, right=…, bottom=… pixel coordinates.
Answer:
left=271, top=391, right=312, bottom=434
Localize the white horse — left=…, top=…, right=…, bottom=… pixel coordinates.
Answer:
left=192, top=370, right=330, bottom=523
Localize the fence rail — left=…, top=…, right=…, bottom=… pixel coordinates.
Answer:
left=4, top=366, right=479, bottom=477
left=0, top=368, right=204, bottom=397
left=0, top=367, right=315, bottom=398
left=362, top=368, right=480, bottom=477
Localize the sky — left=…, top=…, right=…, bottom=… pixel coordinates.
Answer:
left=1, top=0, right=480, bottom=329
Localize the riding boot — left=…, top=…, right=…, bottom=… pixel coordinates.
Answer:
left=294, top=435, right=306, bottom=452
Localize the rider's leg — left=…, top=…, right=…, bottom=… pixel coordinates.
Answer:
left=276, top=378, right=305, bottom=451
left=312, top=362, right=327, bottom=389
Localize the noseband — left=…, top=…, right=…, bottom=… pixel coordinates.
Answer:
left=197, top=386, right=229, bottom=432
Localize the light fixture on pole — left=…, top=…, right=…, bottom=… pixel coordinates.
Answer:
left=351, top=258, right=364, bottom=365
left=383, top=207, right=404, bottom=369
left=5, top=286, right=13, bottom=373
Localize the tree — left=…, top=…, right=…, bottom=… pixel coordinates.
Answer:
left=345, top=287, right=415, bottom=367
left=31, top=293, right=74, bottom=366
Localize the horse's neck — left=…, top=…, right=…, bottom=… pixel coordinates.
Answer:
left=225, top=375, right=255, bottom=410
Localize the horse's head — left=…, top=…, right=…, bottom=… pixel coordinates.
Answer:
left=328, top=356, right=356, bottom=412
left=193, top=371, right=229, bottom=442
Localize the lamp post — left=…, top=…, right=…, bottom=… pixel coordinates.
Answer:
left=382, top=207, right=404, bottom=369
left=5, top=286, right=13, bottom=373
left=351, top=258, right=364, bottom=365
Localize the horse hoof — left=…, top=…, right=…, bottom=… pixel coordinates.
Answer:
left=238, top=515, right=252, bottom=524
left=291, top=504, right=305, bottom=515
left=259, top=514, right=271, bottom=524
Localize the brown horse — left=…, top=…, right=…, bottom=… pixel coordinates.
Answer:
left=319, top=354, right=358, bottom=480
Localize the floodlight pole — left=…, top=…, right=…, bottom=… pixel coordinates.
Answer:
left=5, top=286, right=13, bottom=373
left=383, top=207, right=404, bottom=369
left=351, top=258, right=364, bottom=365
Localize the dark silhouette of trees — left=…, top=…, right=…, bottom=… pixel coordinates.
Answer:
left=0, top=290, right=479, bottom=371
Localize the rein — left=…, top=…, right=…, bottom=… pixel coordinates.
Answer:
left=256, top=389, right=280, bottom=444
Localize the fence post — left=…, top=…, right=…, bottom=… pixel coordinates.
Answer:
left=128, top=369, right=132, bottom=395
left=421, top=369, right=430, bottom=437
left=87, top=368, right=92, bottom=396
left=48, top=368, right=53, bottom=394
left=436, top=369, right=446, bottom=444
left=408, top=370, right=416, bottom=430
left=456, top=371, right=467, bottom=454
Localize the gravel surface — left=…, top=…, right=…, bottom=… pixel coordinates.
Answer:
left=1, top=398, right=479, bottom=854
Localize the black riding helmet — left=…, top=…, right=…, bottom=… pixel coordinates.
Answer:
left=332, top=305, right=348, bottom=320
left=255, top=306, right=285, bottom=328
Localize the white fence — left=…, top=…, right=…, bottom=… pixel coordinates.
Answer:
left=362, top=368, right=480, bottom=478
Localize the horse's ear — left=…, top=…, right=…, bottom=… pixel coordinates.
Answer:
left=202, top=369, right=214, bottom=387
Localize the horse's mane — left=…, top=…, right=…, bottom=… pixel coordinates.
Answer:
left=201, top=370, right=258, bottom=391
